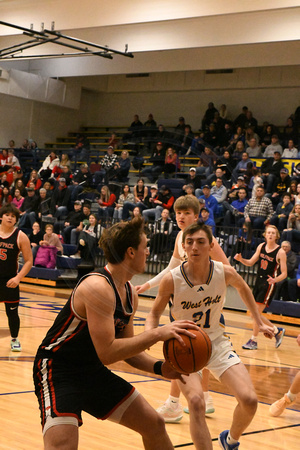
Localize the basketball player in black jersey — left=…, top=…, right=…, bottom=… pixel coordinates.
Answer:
left=235, top=225, right=287, bottom=350
left=33, top=218, right=198, bottom=450
left=0, top=204, right=32, bottom=351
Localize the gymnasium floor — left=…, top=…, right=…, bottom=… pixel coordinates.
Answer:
left=0, top=286, right=299, bottom=449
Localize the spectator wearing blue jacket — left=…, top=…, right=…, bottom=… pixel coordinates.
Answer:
left=223, top=188, right=248, bottom=227
left=198, top=185, right=219, bottom=218
left=199, top=206, right=216, bottom=234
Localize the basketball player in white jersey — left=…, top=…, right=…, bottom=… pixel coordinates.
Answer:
left=136, top=195, right=229, bottom=421
left=145, top=222, right=274, bottom=450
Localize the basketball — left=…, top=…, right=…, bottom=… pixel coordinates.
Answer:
left=163, top=328, right=212, bottom=374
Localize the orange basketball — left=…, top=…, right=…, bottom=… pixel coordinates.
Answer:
left=163, top=328, right=212, bottom=374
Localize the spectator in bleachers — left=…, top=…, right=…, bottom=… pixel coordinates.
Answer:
left=282, top=139, right=298, bottom=159
left=204, top=123, right=218, bottom=149
left=260, top=124, right=275, bottom=152
left=69, top=163, right=93, bottom=201
left=282, top=117, right=299, bottom=148
left=244, top=127, right=260, bottom=148
left=8, top=139, right=15, bottom=149
left=281, top=241, right=298, bottom=278
left=141, top=141, right=165, bottom=182
left=29, top=222, right=44, bottom=262
left=270, top=193, right=293, bottom=231
left=154, top=124, right=169, bottom=147
left=56, top=165, right=73, bottom=185
left=74, top=213, right=103, bottom=263
left=0, top=149, right=10, bottom=173
left=248, top=167, right=263, bottom=198
left=163, top=147, right=179, bottom=177
left=27, top=169, right=42, bottom=192
left=243, top=185, right=273, bottom=229
left=214, top=150, right=235, bottom=181
left=39, top=223, right=63, bottom=255
left=11, top=188, right=24, bottom=210
left=0, top=173, right=10, bottom=190
left=149, top=208, right=174, bottom=261
left=233, top=106, right=248, bottom=130
left=38, top=151, right=60, bottom=181
left=246, top=137, right=262, bottom=158
left=195, top=146, right=216, bottom=179
left=268, top=168, right=291, bottom=206
left=113, top=184, right=135, bottom=221
left=211, top=111, right=225, bottom=140
left=42, top=179, right=55, bottom=195
left=218, top=122, right=233, bottom=151
left=180, top=125, right=194, bottom=154
left=7, top=149, right=21, bottom=172
left=201, top=102, right=218, bottom=131
left=288, top=180, right=298, bottom=201
left=219, top=103, right=228, bottom=120
left=173, top=116, right=186, bottom=142
left=112, top=150, right=131, bottom=182
left=107, top=132, right=120, bottom=150
left=51, top=153, right=71, bottom=179
left=227, top=126, right=245, bottom=152
left=232, top=140, right=245, bottom=164
left=187, top=131, right=206, bottom=156
left=94, top=146, right=118, bottom=185
left=294, top=183, right=300, bottom=205
left=182, top=167, right=203, bottom=195
left=130, top=206, right=143, bottom=220
left=282, top=204, right=300, bottom=252
left=244, top=111, right=258, bottom=132
left=49, top=178, right=71, bottom=220
left=204, top=167, right=229, bottom=191
left=69, top=203, right=91, bottom=246
left=292, top=162, right=300, bottom=182
left=228, top=176, right=248, bottom=201
left=134, top=178, right=148, bottom=203
left=210, top=177, right=228, bottom=216
left=0, top=186, right=12, bottom=207
left=143, top=114, right=157, bottom=140
left=263, top=135, right=283, bottom=157
left=11, top=177, right=26, bottom=198
left=183, top=183, right=195, bottom=197
left=223, top=187, right=248, bottom=227
left=199, top=207, right=216, bottom=234
left=18, top=187, right=38, bottom=229
left=198, top=184, right=219, bottom=218
left=36, top=188, right=51, bottom=220
left=261, top=151, right=285, bottom=193
left=97, top=185, right=116, bottom=222
left=142, top=185, right=174, bottom=222
left=54, top=200, right=84, bottom=243
left=232, top=152, right=252, bottom=182
left=69, top=133, right=90, bottom=162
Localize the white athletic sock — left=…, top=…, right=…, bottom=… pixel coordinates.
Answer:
left=251, top=335, right=258, bottom=341
left=287, top=390, right=297, bottom=402
left=168, top=395, right=179, bottom=407
left=273, top=325, right=279, bottom=335
left=203, top=391, right=209, bottom=401
left=227, top=431, right=239, bottom=445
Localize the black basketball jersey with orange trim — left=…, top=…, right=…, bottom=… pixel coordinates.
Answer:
left=257, top=243, right=280, bottom=279
left=35, top=267, right=134, bottom=365
left=0, top=227, right=20, bottom=279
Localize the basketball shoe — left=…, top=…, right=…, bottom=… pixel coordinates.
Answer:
left=218, top=430, right=240, bottom=449
left=183, top=393, right=215, bottom=415
left=275, top=327, right=285, bottom=348
left=11, top=338, right=21, bottom=352
left=242, top=339, right=257, bottom=350
left=156, top=402, right=183, bottom=423
left=269, top=394, right=295, bottom=417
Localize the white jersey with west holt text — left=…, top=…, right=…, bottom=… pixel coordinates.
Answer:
left=170, top=260, right=226, bottom=341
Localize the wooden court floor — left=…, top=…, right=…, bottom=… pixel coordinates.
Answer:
left=0, top=286, right=299, bottom=449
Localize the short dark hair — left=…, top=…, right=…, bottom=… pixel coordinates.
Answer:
left=0, top=203, right=20, bottom=221
left=182, top=222, right=213, bottom=245
left=99, top=217, right=145, bottom=264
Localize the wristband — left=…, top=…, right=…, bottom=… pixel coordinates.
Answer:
left=153, top=360, right=163, bottom=376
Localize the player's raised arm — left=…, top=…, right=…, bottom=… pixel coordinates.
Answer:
left=234, top=242, right=263, bottom=266
left=224, top=264, right=274, bottom=338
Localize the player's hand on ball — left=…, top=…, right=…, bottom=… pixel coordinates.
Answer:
left=159, top=320, right=199, bottom=346
left=260, top=324, right=274, bottom=339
